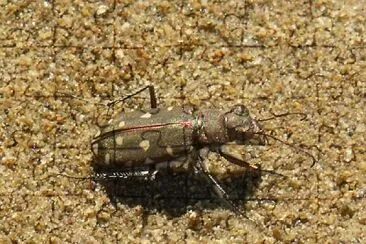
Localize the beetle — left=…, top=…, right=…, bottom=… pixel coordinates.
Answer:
left=89, top=85, right=285, bottom=214
left=59, top=85, right=315, bottom=214
left=92, top=86, right=267, bottom=167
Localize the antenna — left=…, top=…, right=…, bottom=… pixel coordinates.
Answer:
left=258, top=132, right=318, bottom=167
left=258, top=111, right=307, bottom=122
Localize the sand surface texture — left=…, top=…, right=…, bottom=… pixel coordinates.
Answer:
left=0, top=0, right=365, bottom=242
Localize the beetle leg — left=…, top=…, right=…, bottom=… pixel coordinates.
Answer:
left=147, top=85, right=157, bottom=109
left=218, top=146, right=258, bottom=172
left=52, top=168, right=158, bottom=181
left=195, top=153, right=243, bottom=215
left=107, top=85, right=157, bottom=109
left=219, top=145, right=286, bottom=178
left=92, top=167, right=158, bottom=181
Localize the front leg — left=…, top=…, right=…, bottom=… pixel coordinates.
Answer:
left=218, top=145, right=258, bottom=172
left=219, top=145, right=286, bottom=178
left=195, top=148, right=243, bottom=215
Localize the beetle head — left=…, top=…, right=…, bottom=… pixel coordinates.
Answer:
left=224, top=104, right=267, bottom=145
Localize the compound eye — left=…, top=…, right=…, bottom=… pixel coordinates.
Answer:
left=232, top=104, right=249, bottom=117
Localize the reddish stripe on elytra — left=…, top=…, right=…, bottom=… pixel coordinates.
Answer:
left=118, top=121, right=193, bottom=133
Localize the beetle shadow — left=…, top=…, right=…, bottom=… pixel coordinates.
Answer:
left=93, top=166, right=263, bottom=217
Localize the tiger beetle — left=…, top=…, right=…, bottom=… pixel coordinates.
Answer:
left=84, top=85, right=316, bottom=215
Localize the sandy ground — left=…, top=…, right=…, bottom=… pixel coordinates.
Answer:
left=0, top=0, right=365, bottom=243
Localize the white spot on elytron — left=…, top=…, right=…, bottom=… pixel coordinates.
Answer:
left=92, top=143, right=98, bottom=155
left=145, top=157, right=154, bottom=164
left=118, top=121, right=125, bottom=128
left=107, top=119, right=113, bottom=124
left=115, top=136, right=123, bottom=145
left=140, top=112, right=152, bottom=118
left=105, top=153, right=110, bottom=165
left=166, top=146, right=174, bottom=156
left=139, top=140, right=150, bottom=151
left=167, top=106, right=173, bottom=111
